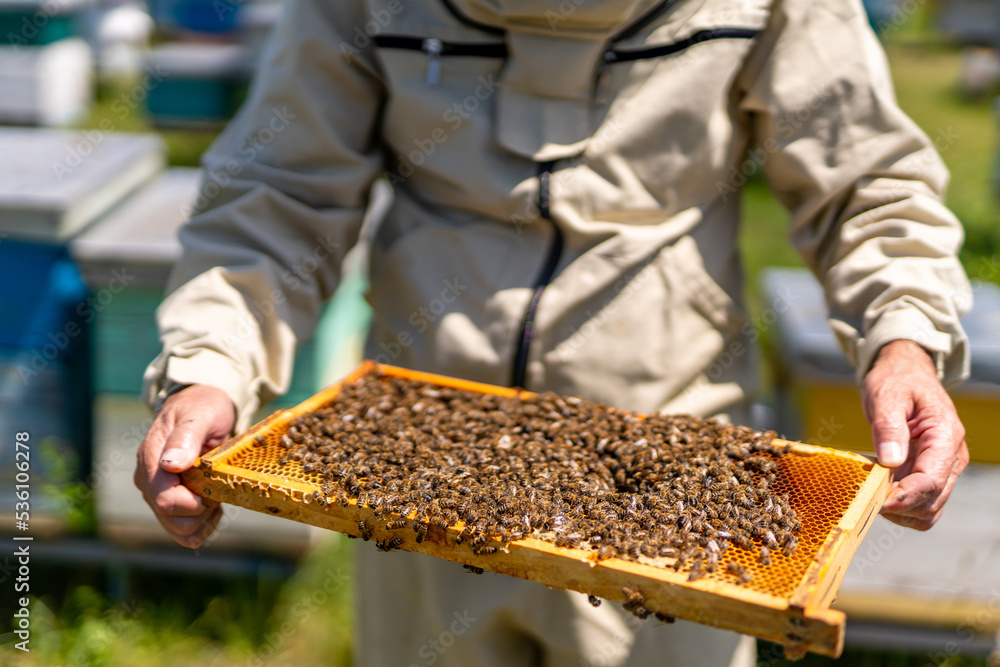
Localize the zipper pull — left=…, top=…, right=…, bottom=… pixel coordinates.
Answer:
left=595, top=52, right=616, bottom=106
left=423, top=38, right=443, bottom=86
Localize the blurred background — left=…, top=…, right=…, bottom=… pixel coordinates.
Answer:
left=0, top=0, right=999, bottom=664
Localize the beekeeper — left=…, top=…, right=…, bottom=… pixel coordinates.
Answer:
left=135, top=0, right=971, bottom=664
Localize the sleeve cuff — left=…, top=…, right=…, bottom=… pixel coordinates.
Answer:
left=142, top=348, right=262, bottom=432
left=851, top=306, right=969, bottom=387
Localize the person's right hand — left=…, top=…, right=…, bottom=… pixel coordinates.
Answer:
left=134, top=384, right=236, bottom=548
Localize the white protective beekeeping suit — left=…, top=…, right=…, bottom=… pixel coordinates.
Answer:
left=144, top=0, right=971, bottom=664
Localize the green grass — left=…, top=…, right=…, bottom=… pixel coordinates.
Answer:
left=0, top=536, right=353, bottom=666
left=78, top=78, right=221, bottom=167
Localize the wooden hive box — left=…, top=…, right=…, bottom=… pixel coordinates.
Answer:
left=181, top=361, right=891, bottom=659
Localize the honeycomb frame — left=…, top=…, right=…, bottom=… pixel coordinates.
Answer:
left=181, top=361, right=891, bottom=659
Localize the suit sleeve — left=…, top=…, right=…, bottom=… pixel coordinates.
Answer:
left=142, top=0, right=386, bottom=429
left=737, top=0, right=971, bottom=385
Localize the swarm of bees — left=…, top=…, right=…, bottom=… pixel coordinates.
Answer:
left=282, top=372, right=803, bottom=614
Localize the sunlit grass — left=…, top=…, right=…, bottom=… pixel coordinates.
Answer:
left=0, top=536, right=353, bottom=666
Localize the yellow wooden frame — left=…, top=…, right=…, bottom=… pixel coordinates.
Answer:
left=181, top=361, right=891, bottom=659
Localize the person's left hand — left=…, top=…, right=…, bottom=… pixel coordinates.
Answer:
left=862, top=340, right=968, bottom=530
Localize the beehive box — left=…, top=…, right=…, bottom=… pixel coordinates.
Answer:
left=181, top=361, right=890, bottom=659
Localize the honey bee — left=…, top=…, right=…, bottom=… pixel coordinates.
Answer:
left=463, top=564, right=484, bottom=575
left=687, top=557, right=705, bottom=582
left=622, top=584, right=643, bottom=605
left=413, top=522, right=428, bottom=543
left=760, top=546, right=772, bottom=566
left=457, top=524, right=475, bottom=545
left=587, top=595, right=602, bottom=607
left=384, top=518, right=407, bottom=530
left=358, top=520, right=373, bottom=541
left=782, top=536, right=799, bottom=557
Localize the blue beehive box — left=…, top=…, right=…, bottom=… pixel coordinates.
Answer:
left=0, top=239, right=92, bottom=533
left=69, top=168, right=340, bottom=406
left=145, top=43, right=250, bottom=126
left=0, top=0, right=87, bottom=46
left=148, top=0, right=242, bottom=34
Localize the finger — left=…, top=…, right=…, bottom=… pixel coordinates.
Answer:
left=160, top=416, right=215, bottom=473
left=135, top=455, right=216, bottom=518
left=881, top=511, right=940, bottom=531
left=885, top=439, right=968, bottom=519
left=156, top=502, right=221, bottom=537
left=882, top=472, right=940, bottom=516
left=867, top=388, right=911, bottom=468
left=152, top=475, right=219, bottom=518
left=159, top=505, right=224, bottom=549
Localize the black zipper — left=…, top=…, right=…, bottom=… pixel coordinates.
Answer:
left=605, top=27, right=759, bottom=63
left=374, top=35, right=507, bottom=85
left=373, top=35, right=508, bottom=58
left=510, top=161, right=563, bottom=389
left=595, top=27, right=758, bottom=104
left=375, top=26, right=758, bottom=93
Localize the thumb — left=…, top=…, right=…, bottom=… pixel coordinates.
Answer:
left=160, top=418, right=213, bottom=473
left=868, top=392, right=910, bottom=468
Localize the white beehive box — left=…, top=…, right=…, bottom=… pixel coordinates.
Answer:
left=0, top=127, right=164, bottom=241
left=0, top=37, right=92, bottom=126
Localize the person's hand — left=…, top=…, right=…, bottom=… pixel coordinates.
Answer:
left=862, top=340, right=968, bottom=530
left=134, top=384, right=236, bottom=548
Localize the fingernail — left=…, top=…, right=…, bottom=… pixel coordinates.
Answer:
left=161, top=449, right=184, bottom=466
left=879, top=441, right=905, bottom=467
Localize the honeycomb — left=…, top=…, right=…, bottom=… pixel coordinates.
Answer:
left=217, top=368, right=873, bottom=601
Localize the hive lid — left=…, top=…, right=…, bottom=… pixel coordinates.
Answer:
left=0, top=128, right=164, bottom=242
left=69, top=168, right=201, bottom=289
left=182, top=361, right=891, bottom=659
left=760, top=267, right=1000, bottom=387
